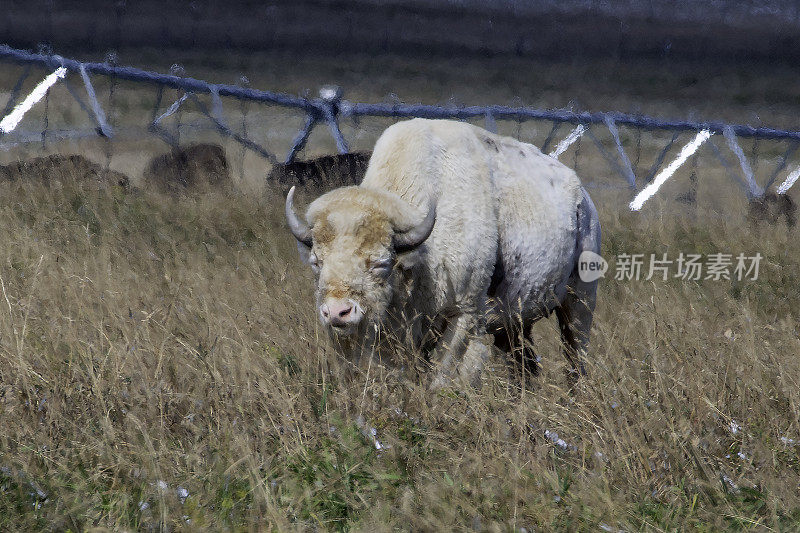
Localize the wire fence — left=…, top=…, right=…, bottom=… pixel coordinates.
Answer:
left=2, top=44, right=800, bottom=211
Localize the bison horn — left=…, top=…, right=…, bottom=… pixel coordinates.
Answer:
left=394, top=203, right=436, bottom=253
left=285, top=186, right=313, bottom=248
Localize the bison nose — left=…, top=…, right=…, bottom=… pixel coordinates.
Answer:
left=319, top=299, right=363, bottom=328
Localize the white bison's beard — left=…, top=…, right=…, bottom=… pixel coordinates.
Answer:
left=320, top=302, right=383, bottom=367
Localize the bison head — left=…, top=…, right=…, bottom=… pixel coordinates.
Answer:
left=286, top=186, right=435, bottom=335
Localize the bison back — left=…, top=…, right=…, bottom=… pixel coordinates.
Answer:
left=267, top=152, right=370, bottom=194
left=0, top=154, right=129, bottom=189
left=142, top=143, right=229, bottom=192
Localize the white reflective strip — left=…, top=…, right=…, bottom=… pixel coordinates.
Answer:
left=153, top=93, right=190, bottom=125
left=549, top=124, right=585, bottom=158
left=629, top=129, right=711, bottom=211
left=777, top=165, right=800, bottom=195
left=0, top=67, right=67, bottom=134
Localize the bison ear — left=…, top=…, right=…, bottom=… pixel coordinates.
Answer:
left=296, top=241, right=312, bottom=263
left=395, top=248, right=424, bottom=271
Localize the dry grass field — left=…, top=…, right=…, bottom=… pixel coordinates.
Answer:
left=1, top=49, right=799, bottom=531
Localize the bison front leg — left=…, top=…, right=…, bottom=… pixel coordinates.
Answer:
left=457, top=335, right=491, bottom=388
left=429, top=312, right=489, bottom=390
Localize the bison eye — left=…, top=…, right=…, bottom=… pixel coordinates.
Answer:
left=369, top=258, right=392, bottom=277
left=309, top=252, right=321, bottom=273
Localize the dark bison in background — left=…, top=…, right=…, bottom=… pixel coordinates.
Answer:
left=143, top=143, right=230, bottom=192
left=748, top=192, right=796, bottom=227
left=267, top=152, right=370, bottom=193
left=0, top=154, right=130, bottom=189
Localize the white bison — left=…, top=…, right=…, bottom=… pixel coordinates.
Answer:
left=285, top=118, right=601, bottom=387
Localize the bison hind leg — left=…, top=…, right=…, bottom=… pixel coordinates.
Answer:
left=554, top=186, right=601, bottom=383
left=554, top=281, right=596, bottom=383
left=492, top=320, right=540, bottom=379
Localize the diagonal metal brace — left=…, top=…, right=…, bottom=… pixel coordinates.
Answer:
left=285, top=114, right=318, bottom=164
left=764, top=140, right=800, bottom=191
left=1, top=66, right=66, bottom=136
left=187, top=93, right=276, bottom=163
left=723, top=125, right=762, bottom=198
left=549, top=124, right=585, bottom=158
left=322, top=104, right=349, bottom=154
left=210, top=85, right=227, bottom=129
left=1, top=65, right=32, bottom=119
left=150, top=85, right=164, bottom=123
left=583, top=126, right=632, bottom=187
left=604, top=116, right=636, bottom=188
left=153, top=92, right=190, bottom=126
left=643, top=131, right=680, bottom=184
left=149, top=122, right=179, bottom=148
left=79, top=64, right=113, bottom=137
left=62, top=77, right=94, bottom=119
left=706, top=138, right=749, bottom=194
left=540, top=121, right=561, bottom=154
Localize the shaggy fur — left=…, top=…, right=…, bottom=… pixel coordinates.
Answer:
left=0, top=154, right=130, bottom=189
left=293, top=118, right=601, bottom=387
left=268, top=152, right=371, bottom=193
left=143, top=143, right=229, bottom=192
left=747, top=192, right=796, bottom=227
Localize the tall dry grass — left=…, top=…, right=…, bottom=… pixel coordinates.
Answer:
left=0, top=167, right=797, bottom=530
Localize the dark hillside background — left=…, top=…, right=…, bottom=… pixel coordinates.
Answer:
left=5, top=0, right=800, bottom=64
